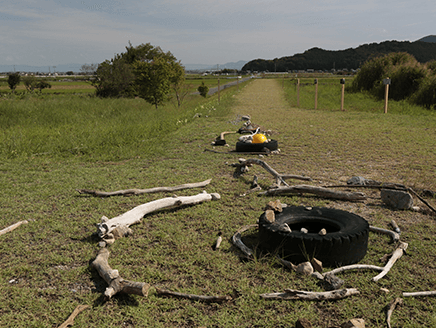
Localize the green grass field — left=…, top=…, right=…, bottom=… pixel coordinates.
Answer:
left=1, top=78, right=436, bottom=327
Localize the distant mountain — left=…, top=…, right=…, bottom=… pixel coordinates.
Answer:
left=417, top=35, right=436, bottom=43
left=242, top=39, right=436, bottom=72
left=0, top=63, right=86, bottom=74
left=183, top=60, right=248, bottom=71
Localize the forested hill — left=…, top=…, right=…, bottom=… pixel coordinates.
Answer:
left=242, top=40, right=436, bottom=72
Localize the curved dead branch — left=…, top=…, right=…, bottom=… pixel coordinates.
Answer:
left=259, top=288, right=359, bottom=301
left=155, top=287, right=232, bottom=303
left=231, top=224, right=258, bottom=259
left=77, top=179, right=212, bottom=197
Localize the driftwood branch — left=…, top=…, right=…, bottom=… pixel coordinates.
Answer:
left=386, top=298, right=403, bottom=328
left=259, top=288, right=359, bottom=301
left=370, top=225, right=400, bottom=243
left=231, top=224, right=258, bottom=259
left=155, top=287, right=232, bottom=303
left=97, top=191, right=220, bottom=238
left=322, top=264, right=384, bottom=278
left=0, top=220, right=28, bottom=237
left=408, top=187, right=436, bottom=213
left=372, top=242, right=408, bottom=282
left=58, top=304, right=90, bottom=328
left=92, top=248, right=150, bottom=299
left=259, top=185, right=366, bottom=201
left=76, top=179, right=212, bottom=197
left=403, top=291, right=436, bottom=297
left=233, top=158, right=311, bottom=186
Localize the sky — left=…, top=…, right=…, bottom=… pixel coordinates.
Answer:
left=1, top=0, right=435, bottom=69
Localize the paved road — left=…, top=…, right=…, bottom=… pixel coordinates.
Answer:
left=193, top=77, right=252, bottom=95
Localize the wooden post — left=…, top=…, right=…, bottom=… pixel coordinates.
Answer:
left=237, top=75, right=239, bottom=91
left=314, top=78, right=318, bottom=110
left=218, top=76, right=220, bottom=103
left=340, top=78, right=345, bottom=111
left=282, top=74, right=285, bottom=89
left=384, top=77, right=391, bottom=113
left=297, top=78, right=300, bottom=107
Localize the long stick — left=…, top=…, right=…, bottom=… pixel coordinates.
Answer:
left=77, top=179, right=212, bottom=197
left=0, top=220, right=28, bottom=236
left=260, top=288, right=359, bottom=300
left=403, top=291, right=436, bottom=297
left=155, top=287, right=232, bottom=302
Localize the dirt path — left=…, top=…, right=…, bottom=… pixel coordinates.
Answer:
left=231, top=78, right=290, bottom=122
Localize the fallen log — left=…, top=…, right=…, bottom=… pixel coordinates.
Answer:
left=58, top=304, right=90, bottom=328
left=0, top=220, right=28, bottom=237
left=259, top=185, right=366, bottom=201
left=97, top=191, right=220, bottom=239
left=76, top=179, right=212, bottom=197
left=155, top=287, right=232, bottom=303
left=92, top=248, right=150, bottom=299
left=372, top=242, right=408, bottom=282
left=386, top=298, right=403, bottom=328
left=259, top=288, right=359, bottom=301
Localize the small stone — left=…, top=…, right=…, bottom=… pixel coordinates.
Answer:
left=301, top=228, right=308, bottom=233
left=98, top=241, right=107, bottom=248
left=347, top=176, right=367, bottom=186
left=324, top=273, right=345, bottom=290
left=295, top=318, right=313, bottom=328
left=279, top=223, right=292, bottom=233
left=265, top=210, right=275, bottom=223
left=380, top=288, right=390, bottom=293
left=295, top=262, right=313, bottom=275
left=310, top=258, right=323, bottom=273
left=340, top=318, right=365, bottom=328
left=381, top=189, right=413, bottom=210
left=319, top=228, right=327, bottom=236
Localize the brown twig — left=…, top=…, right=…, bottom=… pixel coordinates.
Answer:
left=58, top=305, right=90, bottom=328
left=386, top=298, right=403, bottom=328
left=155, top=287, right=232, bottom=303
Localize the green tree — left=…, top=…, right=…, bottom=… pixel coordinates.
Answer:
left=133, top=57, right=173, bottom=109
left=92, top=42, right=184, bottom=100
left=36, top=80, right=52, bottom=92
left=22, top=75, right=37, bottom=92
left=7, top=73, right=21, bottom=92
left=92, top=57, right=135, bottom=97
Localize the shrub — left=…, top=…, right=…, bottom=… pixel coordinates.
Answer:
left=411, top=75, right=436, bottom=110
left=197, top=82, right=209, bottom=98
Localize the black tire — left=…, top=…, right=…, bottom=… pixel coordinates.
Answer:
left=258, top=206, right=369, bottom=267
left=236, top=139, right=278, bottom=152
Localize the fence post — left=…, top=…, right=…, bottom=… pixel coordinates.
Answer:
left=218, top=76, right=220, bottom=103
left=340, top=78, right=345, bottom=111
left=383, top=78, right=391, bottom=113
left=297, top=78, right=300, bottom=107
left=314, top=78, right=318, bottom=110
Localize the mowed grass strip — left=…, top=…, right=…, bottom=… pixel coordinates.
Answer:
left=0, top=78, right=436, bottom=327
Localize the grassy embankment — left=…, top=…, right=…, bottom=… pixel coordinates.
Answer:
left=1, top=77, right=436, bottom=327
